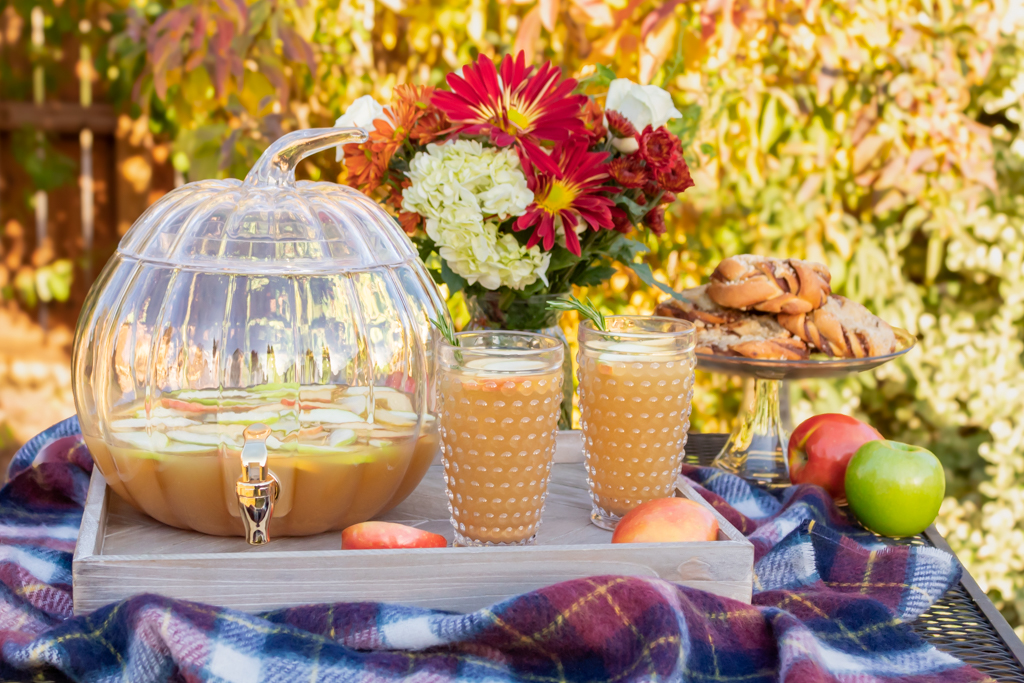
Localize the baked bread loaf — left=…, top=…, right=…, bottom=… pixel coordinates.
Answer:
left=778, top=295, right=896, bottom=358
left=708, top=255, right=832, bottom=314
left=656, top=286, right=809, bottom=360
left=654, top=285, right=746, bottom=326
left=697, top=318, right=810, bottom=360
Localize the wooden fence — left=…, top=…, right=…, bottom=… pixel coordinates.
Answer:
left=0, top=4, right=174, bottom=332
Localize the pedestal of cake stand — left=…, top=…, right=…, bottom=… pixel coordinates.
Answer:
left=712, top=378, right=790, bottom=489
left=695, top=327, right=917, bottom=490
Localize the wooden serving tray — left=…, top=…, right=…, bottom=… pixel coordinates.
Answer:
left=73, top=431, right=753, bottom=614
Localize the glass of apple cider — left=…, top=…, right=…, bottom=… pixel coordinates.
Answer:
left=437, top=331, right=564, bottom=546
left=578, top=316, right=696, bottom=530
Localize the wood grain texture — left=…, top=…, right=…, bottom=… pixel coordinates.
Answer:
left=74, top=431, right=754, bottom=614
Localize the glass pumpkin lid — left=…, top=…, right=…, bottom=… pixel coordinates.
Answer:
left=72, top=128, right=448, bottom=545
left=120, top=127, right=414, bottom=273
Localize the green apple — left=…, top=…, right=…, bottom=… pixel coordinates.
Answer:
left=845, top=440, right=945, bottom=537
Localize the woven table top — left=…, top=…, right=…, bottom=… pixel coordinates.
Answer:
left=686, top=433, right=1024, bottom=682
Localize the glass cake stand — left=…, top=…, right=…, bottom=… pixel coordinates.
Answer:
left=698, top=328, right=916, bottom=489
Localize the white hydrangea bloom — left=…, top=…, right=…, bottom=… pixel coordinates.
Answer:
left=403, top=141, right=547, bottom=290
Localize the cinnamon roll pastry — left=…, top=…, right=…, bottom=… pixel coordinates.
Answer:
left=708, top=255, right=832, bottom=314
left=778, top=295, right=897, bottom=358
left=656, top=286, right=809, bottom=360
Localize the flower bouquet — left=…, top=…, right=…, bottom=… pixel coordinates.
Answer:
left=337, top=51, right=695, bottom=426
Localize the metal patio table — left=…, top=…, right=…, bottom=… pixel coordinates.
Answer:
left=687, top=433, right=1024, bottom=682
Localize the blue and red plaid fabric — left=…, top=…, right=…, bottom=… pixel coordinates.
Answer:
left=0, top=417, right=993, bottom=682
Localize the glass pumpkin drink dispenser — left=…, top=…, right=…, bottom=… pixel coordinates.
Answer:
left=72, top=128, right=448, bottom=544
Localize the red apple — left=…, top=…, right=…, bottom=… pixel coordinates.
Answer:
left=788, top=413, right=883, bottom=501
left=611, top=498, right=719, bottom=543
left=341, top=522, right=447, bottom=549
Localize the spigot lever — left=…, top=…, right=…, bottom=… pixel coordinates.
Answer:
left=236, top=423, right=280, bottom=545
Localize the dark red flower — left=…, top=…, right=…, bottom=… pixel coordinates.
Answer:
left=655, top=158, right=695, bottom=194
left=605, top=110, right=637, bottom=139
left=514, top=140, right=616, bottom=255
left=636, top=125, right=681, bottom=172
left=642, top=181, right=675, bottom=204
left=607, top=155, right=648, bottom=189
left=610, top=206, right=633, bottom=234
left=645, top=206, right=666, bottom=235
left=431, top=51, right=588, bottom=176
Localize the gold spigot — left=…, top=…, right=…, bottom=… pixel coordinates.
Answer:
left=236, top=423, right=280, bottom=545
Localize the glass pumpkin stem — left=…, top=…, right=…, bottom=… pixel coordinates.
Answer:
left=244, top=127, right=369, bottom=188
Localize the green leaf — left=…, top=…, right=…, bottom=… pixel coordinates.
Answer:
left=700, top=143, right=716, bottom=157
left=411, top=235, right=436, bottom=263
left=440, top=261, right=467, bottom=294
left=626, top=261, right=686, bottom=301
left=12, top=129, right=76, bottom=194
left=759, top=96, right=783, bottom=153
left=248, top=0, right=272, bottom=33
left=546, top=245, right=582, bottom=272
left=606, top=234, right=650, bottom=263
left=575, top=64, right=616, bottom=92
left=618, top=195, right=651, bottom=224
left=596, top=64, right=616, bottom=83
left=573, top=265, right=617, bottom=287
left=666, top=103, right=702, bottom=149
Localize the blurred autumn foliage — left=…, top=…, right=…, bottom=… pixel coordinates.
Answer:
left=3, top=0, right=1023, bottom=635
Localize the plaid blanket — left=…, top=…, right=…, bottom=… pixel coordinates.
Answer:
left=0, top=417, right=992, bottom=683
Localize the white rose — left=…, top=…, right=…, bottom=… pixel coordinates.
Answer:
left=334, top=95, right=388, bottom=160
left=604, top=79, right=682, bottom=153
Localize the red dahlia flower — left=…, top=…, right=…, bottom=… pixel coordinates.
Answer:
left=611, top=207, right=632, bottom=234
left=432, top=52, right=588, bottom=176
left=636, top=125, right=681, bottom=171
left=645, top=206, right=667, bottom=235
left=605, top=110, right=637, bottom=139
left=656, top=158, right=695, bottom=194
left=514, top=140, right=616, bottom=255
left=607, top=156, right=648, bottom=189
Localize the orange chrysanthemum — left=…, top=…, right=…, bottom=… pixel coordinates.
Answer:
left=390, top=83, right=449, bottom=145
left=342, top=118, right=402, bottom=194
left=343, top=85, right=450, bottom=194
left=580, top=99, right=607, bottom=143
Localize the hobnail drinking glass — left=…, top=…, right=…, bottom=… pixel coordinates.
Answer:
left=437, top=331, right=563, bottom=546
left=577, top=316, right=696, bottom=530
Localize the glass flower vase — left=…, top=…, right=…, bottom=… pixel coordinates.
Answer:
left=464, top=292, right=574, bottom=430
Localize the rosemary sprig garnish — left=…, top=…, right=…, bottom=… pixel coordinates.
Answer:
left=547, top=295, right=608, bottom=332
left=430, top=315, right=460, bottom=347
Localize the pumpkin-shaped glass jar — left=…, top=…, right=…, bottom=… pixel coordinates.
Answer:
left=72, top=128, right=447, bottom=543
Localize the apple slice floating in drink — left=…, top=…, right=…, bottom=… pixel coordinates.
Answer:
left=299, top=408, right=363, bottom=425
left=95, top=382, right=440, bottom=537
left=112, top=416, right=198, bottom=430
left=329, top=428, right=358, bottom=447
